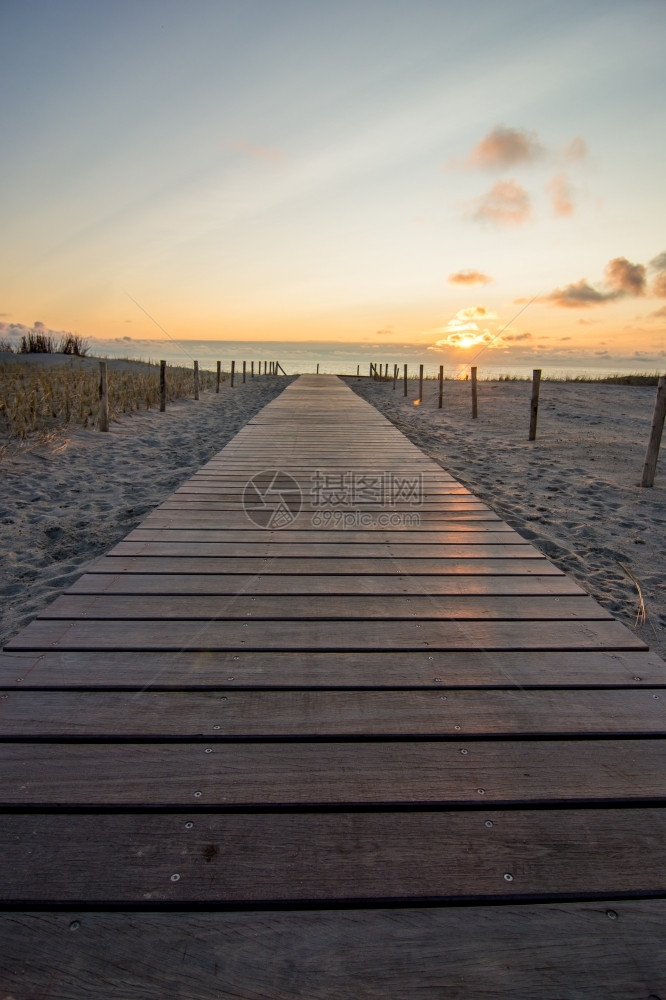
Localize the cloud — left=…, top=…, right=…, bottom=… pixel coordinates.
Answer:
left=604, top=257, right=646, bottom=296
left=544, top=257, right=647, bottom=308
left=467, top=180, right=532, bottom=227
left=547, top=172, right=575, bottom=217
left=432, top=329, right=495, bottom=350
left=503, top=331, right=532, bottom=342
left=650, top=305, right=666, bottom=318
left=651, top=272, right=666, bottom=298
left=561, top=136, right=587, bottom=163
left=649, top=251, right=666, bottom=271
left=375, top=329, right=392, bottom=335
left=456, top=306, right=497, bottom=320
left=448, top=269, right=493, bottom=286
left=463, top=126, right=543, bottom=169
left=224, top=138, right=285, bottom=164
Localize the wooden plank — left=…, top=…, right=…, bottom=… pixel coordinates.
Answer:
left=0, top=689, right=663, bottom=738
left=1, top=902, right=664, bottom=999
left=2, top=648, right=662, bottom=689
left=2, top=808, right=666, bottom=903
left=5, top=617, right=645, bottom=652
left=67, top=572, right=585, bottom=596
left=142, top=513, right=505, bottom=528
left=108, top=542, right=542, bottom=558
left=124, top=529, right=521, bottom=543
left=2, top=740, right=666, bottom=806
left=41, top=594, right=610, bottom=621
left=84, top=555, right=566, bottom=575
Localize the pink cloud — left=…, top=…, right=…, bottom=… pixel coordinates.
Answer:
left=544, top=256, right=647, bottom=308
left=448, top=269, right=493, bottom=286
left=651, top=274, right=666, bottom=298
left=604, top=257, right=646, bottom=296
left=561, top=136, right=588, bottom=163
left=547, top=172, right=575, bottom=217
left=463, top=126, right=543, bottom=169
left=468, top=180, right=532, bottom=227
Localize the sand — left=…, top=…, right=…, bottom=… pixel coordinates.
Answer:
left=1, top=365, right=664, bottom=661
left=0, top=361, right=294, bottom=647
left=344, top=375, right=666, bottom=660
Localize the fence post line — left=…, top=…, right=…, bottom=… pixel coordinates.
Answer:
left=641, top=375, right=666, bottom=487
left=98, top=360, right=109, bottom=432
left=403, top=363, right=408, bottom=397
left=529, top=368, right=541, bottom=440
left=215, top=361, right=221, bottom=394
left=230, top=360, right=235, bottom=387
left=471, top=366, right=478, bottom=419
left=160, top=360, right=167, bottom=411
left=438, top=365, right=443, bottom=409
left=193, top=360, right=200, bottom=400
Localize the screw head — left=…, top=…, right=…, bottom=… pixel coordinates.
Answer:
left=69, top=920, right=80, bottom=931
left=606, top=909, right=618, bottom=919
left=171, top=874, right=180, bottom=882
left=460, top=749, right=469, bottom=755
left=194, top=791, right=202, bottom=797
left=485, top=820, right=493, bottom=828
left=185, top=822, right=194, bottom=829
left=504, top=873, right=513, bottom=882
left=477, top=788, right=485, bottom=795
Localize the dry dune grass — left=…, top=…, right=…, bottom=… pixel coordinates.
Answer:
left=0, top=361, right=221, bottom=450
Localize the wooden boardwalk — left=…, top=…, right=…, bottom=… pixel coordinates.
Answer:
left=1, top=373, right=665, bottom=998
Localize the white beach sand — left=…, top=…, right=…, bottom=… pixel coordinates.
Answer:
left=345, top=375, right=666, bottom=660
left=0, top=359, right=294, bottom=647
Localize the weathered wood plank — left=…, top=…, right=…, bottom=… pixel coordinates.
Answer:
left=41, top=594, right=610, bottom=621
left=2, top=740, right=665, bottom=806
left=124, top=529, right=522, bottom=544
left=66, top=572, right=584, bottom=597
left=0, top=689, right=663, bottom=738
left=108, top=542, right=543, bottom=558
left=84, top=556, right=564, bottom=575
left=1, top=648, right=661, bottom=689
left=1, top=902, right=663, bottom=1000
left=5, top=617, right=643, bottom=652
left=2, top=808, right=666, bottom=902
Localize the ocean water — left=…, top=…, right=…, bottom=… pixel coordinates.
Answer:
left=97, top=338, right=663, bottom=381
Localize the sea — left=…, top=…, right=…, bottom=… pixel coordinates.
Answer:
left=96, top=338, right=663, bottom=381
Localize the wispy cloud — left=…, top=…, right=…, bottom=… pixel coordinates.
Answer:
left=547, top=172, right=575, bottom=217
left=561, top=136, right=587, bottom=164
left=461, top=126, right=544, bottom=169
left=649, top=252, right=666, bottom=296
left=467, top=180, right=532, bottom=227
left=544, top=256, right=647, bottom=308
left=224, top=138, right=285, bottom=164
left=448, top=269, right=493, bottom=286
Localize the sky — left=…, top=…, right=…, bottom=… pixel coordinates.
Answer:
left=1, top=0, right=665, bottom=372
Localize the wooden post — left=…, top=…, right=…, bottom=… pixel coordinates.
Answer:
left=230, top=360, right=235, bottom=387
left=316, top=363, right=319, bottom=374
left=641, top=375, right=666, bottom=487
left=529, top=368, right=541, bottom=440
left=369, top=363, right=373, bottom=378
left=471, top=366, right=478, bottom=419
left=251, top=361, right=254, bottom=378
left=438, top=365, right=443, bottom=409
left=215, top=361, right=221, bottom=394
left=403, top=363, right=408, bottom=397
left=356, top=364, right=360, bottom=376
left=242, top=360, right=246, bottom=384
left=193, top=360, right=199, bottom=400
left=418, top=364, right=424, bottom=403
left=98, top=361, right=109, bottom=432
left=393, top=364, right=398, bottom=390
left=160, top=360, right=167, bottom=411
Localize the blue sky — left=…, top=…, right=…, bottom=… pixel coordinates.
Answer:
left=1, top=0, right=665, bottom=370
